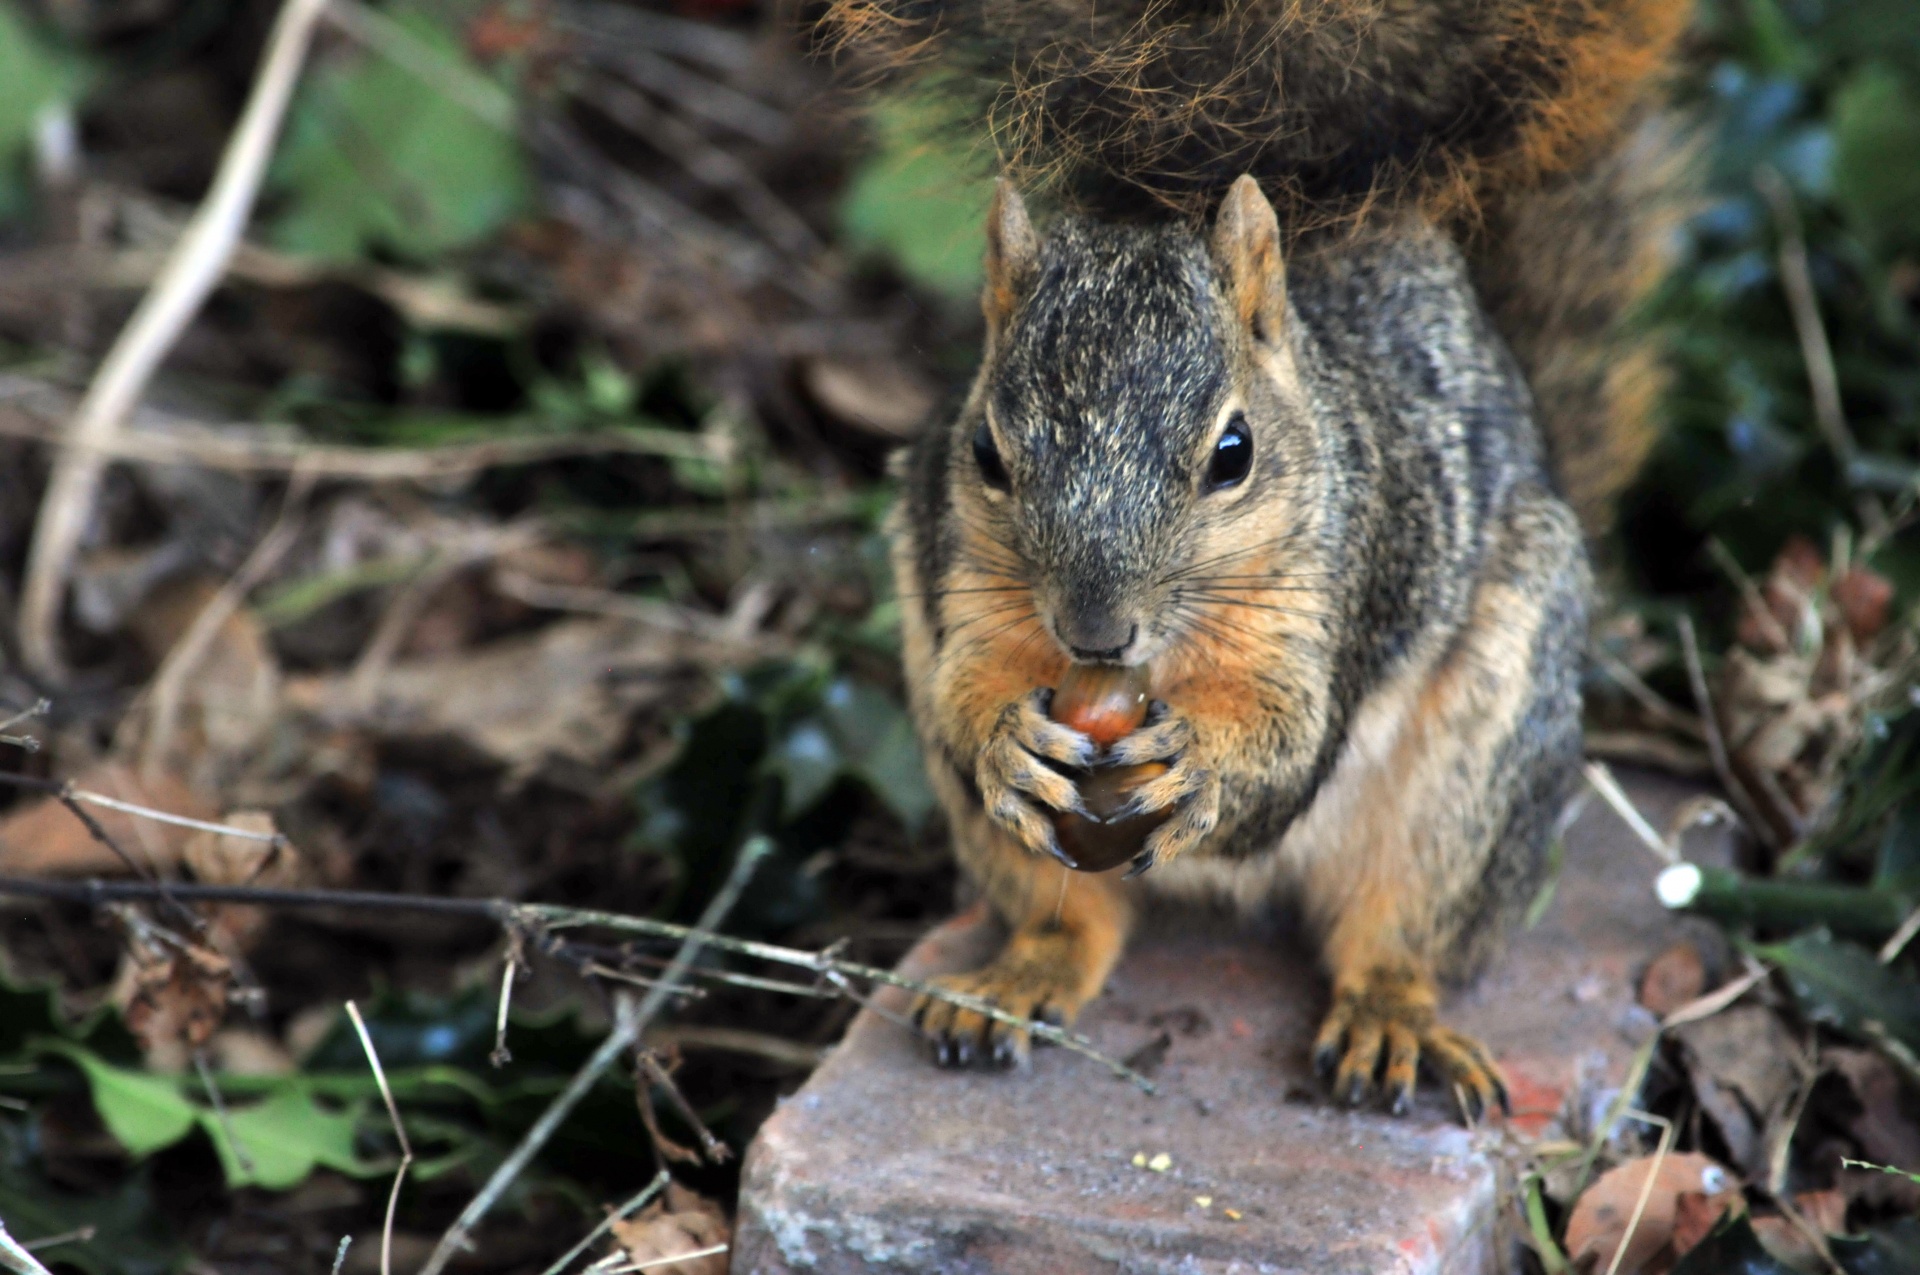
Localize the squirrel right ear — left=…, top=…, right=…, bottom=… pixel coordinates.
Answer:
left=1211, top=174, right=1287, bottom=347
left=983, top=179, right=1040, bottom=341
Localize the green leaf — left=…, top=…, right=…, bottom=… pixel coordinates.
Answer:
left=0, top=3, right=82, bottom=223
left=818, top=677, right=933, bottom=828
left=1834, top=1217, right=1920, bottom=1275
left=267, top=6, right=530, bottom=265
left=48, top=1045, right=197, bottom=1158
left=840, top=89, right=995, bottom=300
left=1832, top=64, right=1920, bottom=259
left=1751, top=930, right=1920, bottom=1054
left=205, top=1086, right=379, bottom=1190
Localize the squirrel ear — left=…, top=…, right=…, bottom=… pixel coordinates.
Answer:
left=983, top=179, right=1040, bottom=340
left=1211, top=174, right=1287, bottom=347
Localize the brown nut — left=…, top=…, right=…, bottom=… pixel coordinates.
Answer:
left=1049, top=664, right=1171, bottom=872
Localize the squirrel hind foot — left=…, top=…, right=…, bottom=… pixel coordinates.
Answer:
left=1311, top=970, right=1511, bottom=1124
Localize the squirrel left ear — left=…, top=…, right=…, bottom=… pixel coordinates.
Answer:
left=983, top=179, right=1040, bottom=343
left=1211, top=174, right=1287, bottom=347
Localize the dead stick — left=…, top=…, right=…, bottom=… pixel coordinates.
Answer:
left=416, top=837, right=771, bottom=1275
left=0, top=874, right=1156, bottom=1091
left=16, top=0, right=333, bottom=678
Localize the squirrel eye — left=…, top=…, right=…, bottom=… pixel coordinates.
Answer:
left=973, top=420, right=1011, bottom=491
left=1205, top=415, right=1252, bottom=492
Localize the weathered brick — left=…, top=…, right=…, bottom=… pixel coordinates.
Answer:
left=735, top=771, right=1714, bottom=1274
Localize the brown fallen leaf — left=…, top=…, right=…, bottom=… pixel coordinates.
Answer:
left=1668, top=1189, right=1737, bottom=1262
left=1638, top=942, right=1707, bottom=1018
left=1564, top=1152, right=1738, bottom=1275
left=1669, top=1005, right=1802, bottom=1180
left=607, top=1181, right=729, bottom=1275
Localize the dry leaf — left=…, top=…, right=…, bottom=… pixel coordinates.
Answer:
left=607, top=1182, right=729, bottom=1275
left=1670, top=1006, right=1801, bottom=1179
left=1638, top=942, right=1707, bottom=1018
left=284, top=617, right=710, bottom=787
left=1565, top=1152, right=1738, bottom=1275
left=1667, top=1188, right=1736, bottom=1260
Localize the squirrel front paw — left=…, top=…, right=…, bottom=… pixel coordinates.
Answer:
left=1312, top=966, right=1511, bottom=1122
left=911, top=933, right=1089, bottom=1068
left=1106, top=704, right=1220, bottom=873
left=978, top=689, right=1097, bottom=862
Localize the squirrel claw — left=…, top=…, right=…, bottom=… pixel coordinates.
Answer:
left=1122, top=848, right=1156, bottom=879
left=1310, top=969, right=1508, bottom=1126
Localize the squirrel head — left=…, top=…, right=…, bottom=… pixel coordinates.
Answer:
left=951, top=175, right=1328, bottom=670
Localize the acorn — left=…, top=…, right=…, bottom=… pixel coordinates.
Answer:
left=1048, top=663, right=1171, bottom=873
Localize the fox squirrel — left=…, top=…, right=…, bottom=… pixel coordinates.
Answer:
left=832, top=0, right=1685, bottom=1118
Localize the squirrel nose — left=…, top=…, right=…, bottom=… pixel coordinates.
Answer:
left=1059, top=615, right=1139, bottom=663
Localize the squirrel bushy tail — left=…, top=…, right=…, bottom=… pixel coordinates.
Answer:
left=826, top=0, right=1689, bottom=533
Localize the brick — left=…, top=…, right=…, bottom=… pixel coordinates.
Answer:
left=735, top=771, right=1717, bottom=1274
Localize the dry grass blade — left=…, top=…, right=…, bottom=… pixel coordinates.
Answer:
left=15, top=0, right=333, bottom=679
left=1677, top=615, right=1777, bottom=851
left=1880, top=905, right=1920, bottom=963
left=346, top=1000, right=414, bottom=1275
left=1583, top=761, right=1676, bottom=863
left=597, top=1244, right=729, bottom=1273
left=1604, top=1110, right=1676, bottom=1275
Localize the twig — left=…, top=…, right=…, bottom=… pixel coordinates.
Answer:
left=1753, top=169, right=1858, bottom=473
left=16, top=0, right=333, bottom=679
left=194, top=1048, right=256, bottom=1177
left=539, top=1172, right=670, bottom=1275
left=1677, top=615, right=1778, bottom=851
left=1591, top=648, right=1707, bottom=740
left=1582, top=762, right=1675, bottom=863
left=330, top=1237, right=351, bottom=1275
left=17, top=1228, right=94, bottom=1253
left=0, top=393, right=723, bottom=474
left=492, top=931, right=525, bottom=1068
left=0, top=874, right=1157, bottom=1090
left=417, top=836, right=772, bottom=1275
left=0, top=1221, right=57, bottom=1275
left=0, top=772, right=284, bottom=845
left=634, top=1049, right=729, bottom=1163
left=646, top=1024, right=827, bottom=1069
left=346, top=1000, right=414, bottom=1275
left=1708, top=539, right=1794, bottom=654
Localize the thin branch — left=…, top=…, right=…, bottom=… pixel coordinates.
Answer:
left=346, top=1000, right=414, bottom=1275
left=0, top=772, right=284, bottom=845
left=417, top=836, right=772, bottom=1275
left=0, top=873, right=1157, bottom=1090
left=329, top=1237, right=351, bottom=1275
left=634, top=1049, right=729, bottom=1163
left=539, top=1172, right=670, bottom=1275
left=16, top=0, right=333, bottom=679
left=1590, top=647, right=1707, bottom=740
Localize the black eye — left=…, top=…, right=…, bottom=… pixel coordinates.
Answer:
left=1205, top=416, right=1252, bottom=492
left=973, top=420, right=1011, bottom=491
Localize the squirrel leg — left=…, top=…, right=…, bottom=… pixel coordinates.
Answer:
left=911, top=818, right=1133, bottom=1069
left=1300, top=491, right=1586, bottom=1121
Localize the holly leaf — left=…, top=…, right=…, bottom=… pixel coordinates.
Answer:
left=205, top=1086, right=381, bottom=1190
left=46, top=1045, right=197, bottom=1159
left=1750, top=930, right=1920, bottom=1054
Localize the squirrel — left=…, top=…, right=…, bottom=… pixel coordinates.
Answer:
left=830, top=0, right=1686, bottom=1118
